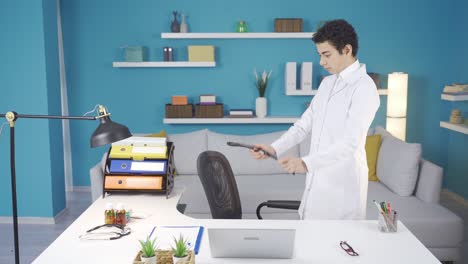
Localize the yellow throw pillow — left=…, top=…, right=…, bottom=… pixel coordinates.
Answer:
left=365, top=134, right=382, bottom=181
left=145, top=130, right=167, bottom=138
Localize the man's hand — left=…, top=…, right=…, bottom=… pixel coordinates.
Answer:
left=279, top=157, right=308, bottom=174
left=249, top=144, right=276, bottom=160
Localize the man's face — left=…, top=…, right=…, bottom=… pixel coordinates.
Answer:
left=316, top=41, right=351, bottom=74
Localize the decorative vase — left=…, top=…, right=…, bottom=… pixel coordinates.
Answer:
left=140, top=255, right=156, bottom=264
left=172, top=255, right=189, bottom=263
left=171, top=11, right=180, bottom=33
left=255, top=97, right=267, bottom=118
left=180, top=14, right=188, bottom=33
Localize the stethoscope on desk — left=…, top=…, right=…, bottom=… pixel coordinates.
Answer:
left=79, top=224, right=131, bottom=241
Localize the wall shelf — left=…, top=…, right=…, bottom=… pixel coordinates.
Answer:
left=441, top=94, right=468, bottom=101
left=164, top=117, right=299, bottom=124
left=112, top=61, right=216, bottom=68
left=161, top=32, right=315, bottom=39
left=440, top=121, right=468, bottom=135
left=285, top=89, right=389, bottom=96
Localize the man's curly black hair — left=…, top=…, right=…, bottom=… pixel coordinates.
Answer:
left=312, top=19, right=358, bottom=57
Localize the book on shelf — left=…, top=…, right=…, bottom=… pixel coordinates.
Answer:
left=229, top=109, right=254, bottom=115
left=443, top=84, right=468, bottom=93
left=442, top=91, right=468, bottom=95
left=227, top=115, right=254, bottom=118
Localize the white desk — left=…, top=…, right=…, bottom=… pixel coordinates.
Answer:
left=34, top=187, right=440, bottom=264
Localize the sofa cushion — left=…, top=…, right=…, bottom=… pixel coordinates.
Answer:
left=367, top=182, right=464, bottom=248
left=167, top=129, right=208, bottom=175
left=207, top=130, right=299, bottom=175
left=375, top=126, right=422, bottom=196
left=365, top=134, right=382, bottom=181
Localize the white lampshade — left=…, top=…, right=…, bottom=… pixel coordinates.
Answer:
left=386, top=72, right=408, bottom=141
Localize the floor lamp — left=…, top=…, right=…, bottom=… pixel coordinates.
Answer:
left=387, top=72, right=408, bottom=141
left=1, top=105, right=132, bottom=264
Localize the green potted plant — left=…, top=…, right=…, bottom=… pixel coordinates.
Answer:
left=171, top=234, right=190, bottom=263
left=253, top=69, right=272, bottom=118
left=138, top=236, right=157, bottom=264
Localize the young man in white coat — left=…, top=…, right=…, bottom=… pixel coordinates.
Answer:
left=251, top=19, right=380, bottom=220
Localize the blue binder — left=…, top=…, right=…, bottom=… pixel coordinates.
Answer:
left=109, top=159, right=167, bottom=174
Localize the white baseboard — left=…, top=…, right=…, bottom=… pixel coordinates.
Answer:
left=442, top=188, right=468, bottom=208
left=0, top=207, right=69, bottom=225
left=72, top=186, right=91, bottom=192
left=0, top=216, right=55, bottom=225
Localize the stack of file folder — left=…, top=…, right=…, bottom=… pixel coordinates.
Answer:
left=103, top=136, right=175, bottom=198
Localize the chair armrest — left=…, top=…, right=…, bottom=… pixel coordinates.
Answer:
left=256, top=200, right=300, bottom=219
left=415, top=159, right=443, bottom=203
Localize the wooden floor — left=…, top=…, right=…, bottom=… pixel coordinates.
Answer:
left=0, top=190, right=466, bottom=264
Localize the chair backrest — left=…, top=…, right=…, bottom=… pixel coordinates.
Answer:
left=197, top=151, right=242, bottom=219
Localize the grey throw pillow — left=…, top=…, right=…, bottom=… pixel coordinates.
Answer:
left=375, top=126, right=422, bottom=196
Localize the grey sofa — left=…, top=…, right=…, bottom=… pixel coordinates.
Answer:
left=90, top=128, right=464, bottom=262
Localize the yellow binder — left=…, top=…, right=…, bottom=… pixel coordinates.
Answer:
left=109, top=146, right=167, bottom=160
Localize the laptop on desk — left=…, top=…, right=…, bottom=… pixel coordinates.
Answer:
left=208, top=228, right=295, bottom=259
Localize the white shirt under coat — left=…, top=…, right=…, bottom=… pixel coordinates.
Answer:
left=271, top=60, right=380, bottom=220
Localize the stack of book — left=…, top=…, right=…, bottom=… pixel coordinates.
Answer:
left=229, top=109, right=254, bottom=118
left=443, top=84, right=468, bottom=95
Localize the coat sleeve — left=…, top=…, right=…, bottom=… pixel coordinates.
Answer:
left=271, top=98, right=315, bottom=157
left=301, top=82, right=380, bottom=171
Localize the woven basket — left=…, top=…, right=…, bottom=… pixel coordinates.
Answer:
left=133, top=250, right=195, bottom=264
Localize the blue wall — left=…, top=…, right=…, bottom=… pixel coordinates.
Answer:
left=444, top=0, right=468, bottom=199
left=61, top=0, right=463, bottom=193
left=1, top=0, right=466, bottom=219
left=0, top=0, right=65, bottom=218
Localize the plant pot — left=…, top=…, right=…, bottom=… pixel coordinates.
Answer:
left=173, top=255, right=189, bottom=263
left=255, top=97, right=267, bottom=118
left=140, top=255, right=156, bottom=264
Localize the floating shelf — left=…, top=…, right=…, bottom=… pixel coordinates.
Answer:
left=112, top=61, right=216, bottom=68
left=161, top=32, right=315, bottom=39
left=285, top=89, right=388, bottom=96
left=440, top=121, right=468, bottom=135
left=441, top=94, right=468, bottom=101
left=164, top=117, right=299, bottom=124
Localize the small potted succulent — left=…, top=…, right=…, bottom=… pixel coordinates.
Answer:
left=171, top=234, right=190, bottom=263
left=138, top=236, right=158, bottom=264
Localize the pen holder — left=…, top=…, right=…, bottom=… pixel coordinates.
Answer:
left=378, top=212, right=398, bottom=233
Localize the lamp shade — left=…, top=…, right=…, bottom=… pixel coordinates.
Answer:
left=387, top=72, right=408, bottom=118
left=90, top=115, right=132, bottom=148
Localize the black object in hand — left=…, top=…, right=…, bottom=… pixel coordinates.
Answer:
left=226, top=141, right=277, bottom=160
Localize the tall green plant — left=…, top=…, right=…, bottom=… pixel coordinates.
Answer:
left=171, top=234, right=189, bottom=258
left=139, top=236, right=157, bottom=258
left=254, top=69, right=272, bottom=97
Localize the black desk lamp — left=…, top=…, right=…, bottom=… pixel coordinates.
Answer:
left=1, top=105, right=132, bottom=264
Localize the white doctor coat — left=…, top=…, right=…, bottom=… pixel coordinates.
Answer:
left=271, top=60, right=380, bottom=220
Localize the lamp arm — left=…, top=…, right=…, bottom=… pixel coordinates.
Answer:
left=1, top=113, right=96, bottom=121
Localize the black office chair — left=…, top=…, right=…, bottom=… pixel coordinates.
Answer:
left=197, top=151, right=300, bottom=219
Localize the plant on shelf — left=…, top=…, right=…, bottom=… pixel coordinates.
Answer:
left=139, top=236, right=158, bottom=264
left=253, top=69, right=272, bottom=118
left=254, top=69, right=272, bottom=97
left=171, top=234, right=190, bottom=263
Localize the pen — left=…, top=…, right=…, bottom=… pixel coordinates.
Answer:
left=387, top=202, right=392, bottom=215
